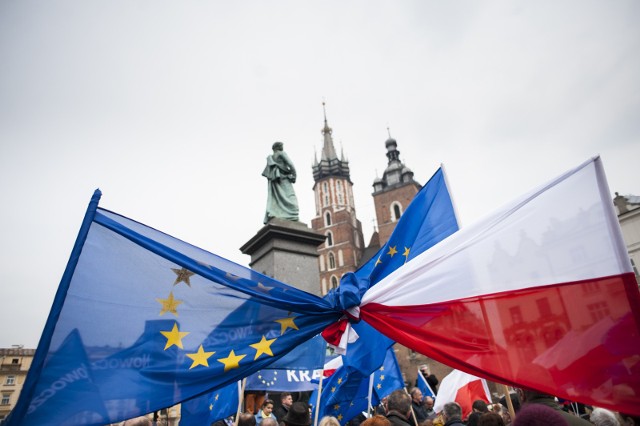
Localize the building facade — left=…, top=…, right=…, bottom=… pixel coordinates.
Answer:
left=0, top=347, right=35, bottom=422
left=614, top=192, right=640, bottom=283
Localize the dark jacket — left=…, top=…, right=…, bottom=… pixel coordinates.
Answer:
left=523, top=397, right=592, bottom=426
left=443, top=418, right=464, bottom=426
left=387, top=411, right=412, bottom=426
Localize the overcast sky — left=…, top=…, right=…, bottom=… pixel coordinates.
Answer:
left=1, top=1, right=639, bottom=348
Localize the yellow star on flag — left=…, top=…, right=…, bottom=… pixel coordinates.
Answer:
left=257, top=282, right=274, bottom=292
left=380, top=375, right=385, bottom=381
left=250, top=336, right=276, bottom=360
left=375, top=256, right=382, bottom=266
left=403, top=247, right=410, bottom=259
left=209, top=403, right=213, bottom=410
left=215, top=394, right=219, bottom=401
left=160, top=323, right=189, bottom=350
left=337, top=377, right=343, bottom=384
left=377, top=383, right=382, bottom=389
left=218, top=350, right=246, bottom=372
left=387, top=246, right=398, bottom=257
left=334, top=404, right=340, bottom=411
left=337, top=414, right=343, bottom=421
left=186, top=345, right=215, bottom=369
left=156, top=292, right=183, bottom=316
left=172, top=267, right=195, bottom=286
left=226, top=272, right=240, bottom=281
left=380, top=366, right=385, bottom=371
left=331, top=386, right=337, bottom=393
left=275, top=317, right=299, bottom=335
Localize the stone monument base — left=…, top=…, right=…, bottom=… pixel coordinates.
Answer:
left=240, top=218, right=325, bottom=296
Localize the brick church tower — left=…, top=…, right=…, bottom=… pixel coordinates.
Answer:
left=372, top=131, right=422, bottom=246
left=311, top=104, right=365, bottom=295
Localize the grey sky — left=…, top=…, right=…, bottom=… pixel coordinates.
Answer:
left=1, top=1, right=639, bottom=348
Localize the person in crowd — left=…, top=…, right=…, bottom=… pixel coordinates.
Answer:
left=262, top=418, right=279, bottom=426
left=467, top=400, right=490, bottom=426
left=441, top=402, right=464, bottom=426
left=477, top=412, right=505, bottom=426
left=361, top=415, right=392, bottom=426
left=423, top=397, right=435, bottom=419
left=375, top=396, right=389, bottom=416
left=386, top=389, right=413, bottom=426
left=122, top=416, right=152, bottom=426
left=239, top=412, right=258, bottom=426
left=516, top=389, right=589, bottom=426
left=410, top=387, right=428, bottom=425
left=618, top=412, right=640, bottom=426
left=319, top=416, right=341, bottom=426
left=282, top=402, right=311, bottom=426
left=416, top=365, right=438, bottom=395
left=512, top=403, right=568, bottom=426
left=275, top=392, right=294, bottom=422
left=590, top=408, right=621, bottom=426
left=256, top=399, right=278, bottom=425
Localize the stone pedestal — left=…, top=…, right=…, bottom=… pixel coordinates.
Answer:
left=240, top=218, right=325, bottom=296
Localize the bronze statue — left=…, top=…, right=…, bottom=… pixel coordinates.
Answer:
left=262, top=142, right=299, bottom=224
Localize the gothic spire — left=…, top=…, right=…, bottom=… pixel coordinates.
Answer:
left=321, top=101, right=338, bottom=160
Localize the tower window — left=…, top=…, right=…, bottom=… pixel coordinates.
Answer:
left=330, top=275, right=339, bottom=289
left=325, top=212, right=332, bottom=226
left=326, top=231, right=333, bottom=247
left=323, top=182, right=329, bottom=206
left=336, top=181, right=344, bottom=204
left=391, top=202, right=403, bottom=222
left=328, top=252, right=336, bottom=270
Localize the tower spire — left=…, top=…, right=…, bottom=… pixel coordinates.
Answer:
left=320, top=100, right=337, bottom=160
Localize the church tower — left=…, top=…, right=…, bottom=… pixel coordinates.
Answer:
left=311, top=103, right=365, bottom=295
left=372, top=131, right=422, bottom=245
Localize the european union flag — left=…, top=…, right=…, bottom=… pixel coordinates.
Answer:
left=181, top=380, right=240, bottom=425
left=311, top=348, right=404, bottom=425
left=8, top=190, right=341, bottom=426
left=416, top=368, right=436, bottom=400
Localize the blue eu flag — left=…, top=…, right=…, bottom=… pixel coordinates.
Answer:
left=8, top=190, right=341, bottom=426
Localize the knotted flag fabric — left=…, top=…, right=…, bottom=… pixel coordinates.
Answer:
left=8, top=194, right=341, bottom=426
left=359, top=156, right=640, bottom=415
left=432, top=370, right=491, bottom=420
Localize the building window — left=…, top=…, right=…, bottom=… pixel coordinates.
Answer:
left=336, top=181, right=344, bottom=204
left=588, top=302, right=610, bottom=323
left=319, top=254, right=325, bottom=272
left=391, top=202, right=402, bottom=222
left=1, top=394, right=10, bottom=405
left=328, top=252, right=336, bottom=270
left=510, top=306, right=523, bottom=324
left=5, top=376, right=15, bottom=386
left=325, top=211, right=332, bottom=226
left=323, top=182, right=329, bottom=206
left=326, top=232, right=333, bottom=247
left=330, top=275, right=339, bottom=289
left=536, top=298, right=551, bottom=317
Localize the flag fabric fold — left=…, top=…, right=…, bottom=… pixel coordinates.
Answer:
left=9, top=196, right=340, bottom=425
left=360, top=157, right=640, bottom=415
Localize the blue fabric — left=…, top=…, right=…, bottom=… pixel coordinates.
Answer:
left=182, top=380, right=240, bottom=425
left=9, top=203, right=341, bottom=426
left=310, top=348, right=404, bottom=425
left=416, top=370, right=436, bottom=399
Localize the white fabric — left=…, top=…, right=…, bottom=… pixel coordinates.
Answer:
left=432, top=369, right=491, bottom=415
left=362, top=157, right=631, bottom=307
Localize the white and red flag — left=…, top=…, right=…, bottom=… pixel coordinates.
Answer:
left=432, top=370, right=491, bottom=419
left=359, top=157, right=640, bottom=415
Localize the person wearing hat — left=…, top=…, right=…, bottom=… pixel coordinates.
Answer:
left=282, top=401, right=312, bottom=426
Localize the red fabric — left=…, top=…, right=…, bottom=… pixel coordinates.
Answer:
left=321, top=319, right=348, bottom=347
left=360, top=273, right=640, bottom=416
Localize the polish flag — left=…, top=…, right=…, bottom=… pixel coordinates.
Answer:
left=359, top=157, right=640, bottom=416
left=323, top=355, right=343, bottom=377
left=433, top=370, right=491, bottom=419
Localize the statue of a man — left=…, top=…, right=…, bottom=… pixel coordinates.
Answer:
left=262, top=142, right=299, bottom=224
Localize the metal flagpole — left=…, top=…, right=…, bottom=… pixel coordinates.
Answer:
left=314, top=369, right=325, bottom=426
left=235, top=379, right=246, bottom=426
left=367, top=373, right=375, bottom=417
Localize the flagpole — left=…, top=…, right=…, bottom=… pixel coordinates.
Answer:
left=501, top=384, right=516, bottom=423
left=235, top=378, right=246, bottom=426
left=367, top=372, right=374, bottom=417
left=314, top=368, right=325, bottom=426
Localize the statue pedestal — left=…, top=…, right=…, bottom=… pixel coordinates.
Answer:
left=240, top=219, right=325, bottom=296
